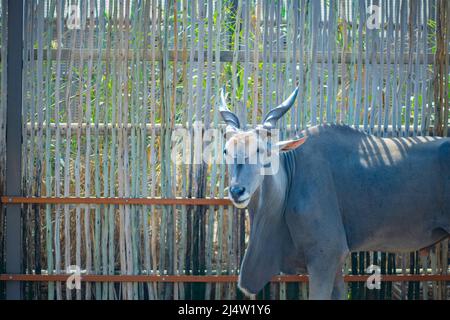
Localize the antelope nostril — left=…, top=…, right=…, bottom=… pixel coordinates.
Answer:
left=230, top=186, right=246, bottom=197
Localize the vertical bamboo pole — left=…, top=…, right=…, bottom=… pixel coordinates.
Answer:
left=298, top=0, right=307, bottom=130
left=362, top=0, right=370, bottom=133
left=185, top=0, right=196, bottom=299
left=404, top=0, right=416, bottom=136
left=398, top=0, right=408, bottom=136
left=116, top=0, right=126, bottom=299
left=125, top=0, right=135, bottom=299
left=48, top=0, right=61, bottom=300
left=347, top=0, right=356, bottom=126
left=24, top=5, right=34, bottom=291
left=391, top=0, right=399, bottom=135
left=421, top=252, right=429, bottom=299
left=94, top=0, right=106, bottom=300
left=159, top=0, right=174, bottom=300
left=434, top=0, right=446, bottom=136
left=83, top=0, right=95, bottom=300
left=178, top=0, right=189, bottom=300
left=24, top=1, right=36, bottom=298
left=91, top=0, right=102, bottom=299
left=101, top=0, right=113, bottom=300
left=23, top=0, right=32, bottom=298
left=353, top=0, right=364, bottom=128
left=140, top=0, right=155, bottom=300
left=74, top=1, right=87, bottom=300
left=171, top=0, right=179, bottom=300
left=267, top=0, right=274, bottom=110
left=309, top=0, right=319, bottom=126
left=214, top=0, right=224, bottom=300
left=242, top=0, right=249, bottom=126
left=62, top=2, right=78, bottom=301
left=149, top=0, right=159, bottom=300
left=331, top=0, right=339, bottom=125
left=368, top=0, right=379, bottom=134
left=317, top=1, right=325, bottom=125
left=35, top=0, right=50, bottom=300
left=129, top=0, right=142, bottom=299
left=445, top=0, right=450, bottom=138
left=326, top=0, right=336, bottom=124
left=124, top=0, right=134, bottom=299
left=108, top=0, right=118, bottom=300
left=253, top=0, right=260, bottom=127
left=339, top=0, right=348, bottom=124
left=157, top=0, right=167, bottom=299
left=204, top=0, right=215, bottom=300
left=192, top=0, right=207, bottom=300
left=116, top=0, right=128, bottom=299
left=431, top=246, right=437, bottom=299
left=34, top=2, right=48, bottom=299
left=420, top=0, right=429, bottom=136
left=383, top=0, right=393, bottom=135
left=261, top=0, right=268, bottom=116
left=412, top=0, right=421, bottom=136
left=286, top=0, right=294, bottom=134
left=231, top=0, right=242, bottom=116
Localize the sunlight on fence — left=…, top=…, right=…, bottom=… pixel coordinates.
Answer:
left=0, top=0, right=449, bottom=300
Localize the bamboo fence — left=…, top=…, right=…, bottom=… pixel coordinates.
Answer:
left=0, top=0, right=449, bottom=300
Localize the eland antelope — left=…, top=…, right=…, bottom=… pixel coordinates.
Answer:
left=220, top=87, right=450, bottom=299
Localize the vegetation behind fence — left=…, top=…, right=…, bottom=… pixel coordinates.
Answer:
left=0, top=0, right=449, bottom=300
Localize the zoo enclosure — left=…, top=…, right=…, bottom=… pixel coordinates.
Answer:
left=0, top=0, right=450, bottom=300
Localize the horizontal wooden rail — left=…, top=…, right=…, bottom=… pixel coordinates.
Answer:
left=3, top=49, right=447, bottom=64
left=0, top=196, right=232, bottom=206
left=23, top=123, right=443, bottom=136
left=0, top=274, right=449, bottom=283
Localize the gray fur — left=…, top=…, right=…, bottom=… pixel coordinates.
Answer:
left=223, top=122, right=450, bottom=299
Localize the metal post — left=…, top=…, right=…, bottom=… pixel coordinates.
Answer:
left=5, top=0, right=24, bottom=300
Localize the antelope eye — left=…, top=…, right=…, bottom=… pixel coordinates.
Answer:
left=256, top=148, right=260, bottom=153
left=223, top=148, right=227, bottom=155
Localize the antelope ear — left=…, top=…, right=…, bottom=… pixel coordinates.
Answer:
left=276, top=136, right=307, bottom=151
left=219, top=88, right=240, bottom=129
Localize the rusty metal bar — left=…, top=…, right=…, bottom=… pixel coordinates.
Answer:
left=0, top=274, right=449, bottom=283
left=0, top=196, right=232, bottom=206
